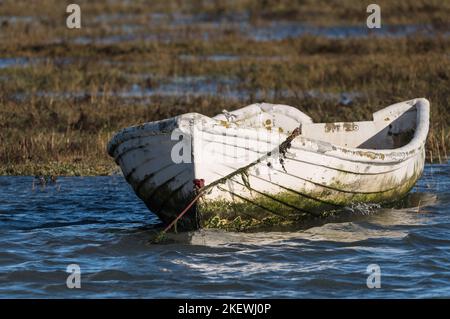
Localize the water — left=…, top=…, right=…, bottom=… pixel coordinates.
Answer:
left=0, top=16, right=35, bottom=25
left=247, top=23, right=434, bottom=41
left=0, top=164, right=449, bottom=298
left=0, top=58, right=32, bottom=69
left=71, top=11, right=445, bottom=45
left=12, top=74, right=362, bottom=104
left=72, top=23, right=442, bottom=45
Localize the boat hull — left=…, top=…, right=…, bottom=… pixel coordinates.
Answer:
left=108, top=99, right=430, bottom=230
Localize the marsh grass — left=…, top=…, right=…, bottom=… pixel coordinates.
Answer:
left=0, top=0, right=448, bottom=175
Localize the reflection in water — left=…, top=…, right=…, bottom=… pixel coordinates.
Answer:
left=164, top=192, right=438, bottom=246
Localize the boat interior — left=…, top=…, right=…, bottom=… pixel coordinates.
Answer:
left=213, top=102, right=418, bottom=150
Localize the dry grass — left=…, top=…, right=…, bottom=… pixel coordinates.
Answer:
left=0, top=0, right=448, bottom=175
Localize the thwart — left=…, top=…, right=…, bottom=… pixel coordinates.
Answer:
left=108, top=98, right=430, bottom=231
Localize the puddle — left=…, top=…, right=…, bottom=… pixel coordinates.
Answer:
left=91, top=13, right=141, bottom=24
left=116, top=76, right=244, bottom=99
left=70, top=11, right=444, bottom=45
left=2, top=12, right=445, bottom=46
left=303, top=90, right=362, bottom=105
left=179, top=54, right=241, bottom=62
left=0, top=16, right=35, bottom=24
left=73, top=31, right=210, bottom=45
left=178, top=54, right=291, bottom=62
left=70, top=22, right=443, bottom=45
left=8, top=69, right=363, bottom=103
left=13, top=77, right=362, bottom=105
left=0, top=57, right=79, bottom=70
left=73, top=34, right=138, bottom=45
left=0, top=58, right=32, bottom=69
left=246, top=23, right=435, bottom=41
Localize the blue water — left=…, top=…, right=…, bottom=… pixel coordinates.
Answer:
left=72, top=23, right=442, bottom=45
left=0, top=58, right=32, bottom=69
left=67, top=11, right=447, bottom=45
left=0, top=164, right=449, bottom=298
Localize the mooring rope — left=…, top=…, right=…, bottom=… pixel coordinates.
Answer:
left=152, top=126, right=302, bottom=243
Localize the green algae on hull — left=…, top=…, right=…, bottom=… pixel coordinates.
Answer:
left=136, top=150, right=425, bottom=232
left=196, top=165, right=424, bottom=231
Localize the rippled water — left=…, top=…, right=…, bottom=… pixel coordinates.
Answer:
left=0, top=164, right=449, bottom=298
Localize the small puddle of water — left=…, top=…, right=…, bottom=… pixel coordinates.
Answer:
left=246, top=23, right=435, bottom=41
left=0, top=58, right=31, bottom=69
left=69, top=13, right=443, bottom=45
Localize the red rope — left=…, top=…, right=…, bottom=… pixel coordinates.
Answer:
left=160, top=127, right=302, bottom=235
left=162, top=190, right=204, bottom=233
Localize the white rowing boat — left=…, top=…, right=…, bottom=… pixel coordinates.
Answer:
left=107, top=98, right=430, bottom=230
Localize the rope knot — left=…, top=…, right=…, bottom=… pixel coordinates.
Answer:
left=193, top=178, right=205, bottom=189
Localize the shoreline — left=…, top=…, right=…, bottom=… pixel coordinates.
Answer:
left=1, top=155, right=447, bottom=177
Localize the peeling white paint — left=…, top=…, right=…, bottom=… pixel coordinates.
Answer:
left=107, top=98, right=430, bottom=226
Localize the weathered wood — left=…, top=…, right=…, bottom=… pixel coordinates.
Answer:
left=108, top=98, right=430, bottom=230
